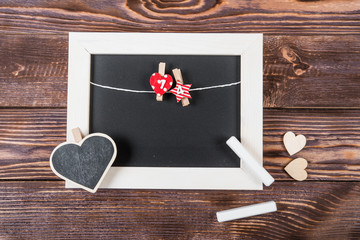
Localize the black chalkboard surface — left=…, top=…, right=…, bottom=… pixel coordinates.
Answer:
left=90, top=55, right=240, bottom=168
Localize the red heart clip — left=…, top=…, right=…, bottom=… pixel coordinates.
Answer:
left=150, top=73, right=173, bottom=97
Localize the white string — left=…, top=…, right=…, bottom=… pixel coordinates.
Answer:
left=90, top=81, right=240, bottom=93
left=90, top=82, right=154, bottom=93
left=190, top=81, right=240, bottom=91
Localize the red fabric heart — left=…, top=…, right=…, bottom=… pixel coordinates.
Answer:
left=150, top=73, right=173, bottom=96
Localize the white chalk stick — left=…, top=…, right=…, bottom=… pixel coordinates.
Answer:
left=226, top=136, right=275, bottom=186
left=216, top=201, right=277, bottom=222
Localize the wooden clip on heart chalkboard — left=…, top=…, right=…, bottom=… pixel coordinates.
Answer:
left=50, top=128, right=117, bottom=193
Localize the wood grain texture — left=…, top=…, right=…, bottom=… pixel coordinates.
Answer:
left=0, top=0, right=359, bottom=34
left=1, top=0, right=359, bottom=238
left=0, top=181, right=359, bottom=239
left=264, top=109, right=360, bottom=181
left=264, top=35, right=360, bottom=108
left=1, top=108, right=359, bottom=181
left=0, top=34, right=68, bottom=107
left=0, top=108, right=65, bottom=179
left=1, top=34, right=359, bottom=108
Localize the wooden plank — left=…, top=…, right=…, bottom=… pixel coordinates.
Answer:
left=0, top=181, right=359, bottom=239
left=0, top=108, right=359, bottom=181
left=264, top=109, right=360, bottom=180
left=264, top=35, right=360, bottom=108
left=0, top=34, right=68, bottom=107
left=0, top=0, right=359, bottom=34
left=0, top=108, right=65, bottom=179
left=1, top=34, right=359, bottom=108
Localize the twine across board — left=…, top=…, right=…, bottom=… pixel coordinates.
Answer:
left=90, top=81, right=241, bottom=93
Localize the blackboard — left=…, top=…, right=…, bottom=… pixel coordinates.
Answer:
left=90, top=55, right=240, bottom=168
left=50, top=134, right=116, bottom=192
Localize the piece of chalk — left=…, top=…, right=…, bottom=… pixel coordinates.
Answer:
left=216, top=201, right=277, bottom=222
left=226, top=136, right=275, bottom=186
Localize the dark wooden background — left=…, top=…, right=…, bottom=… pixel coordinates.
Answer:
left=0, top=1, right=359, bottom=239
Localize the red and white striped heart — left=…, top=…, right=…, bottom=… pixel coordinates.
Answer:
left=150, top=73, right=173, bottom=96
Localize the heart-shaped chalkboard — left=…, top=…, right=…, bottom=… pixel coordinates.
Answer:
left=150, top=72, right=173, bottom=96
left=50, top=133, right=117, bottom=193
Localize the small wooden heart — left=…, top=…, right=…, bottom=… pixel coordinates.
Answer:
left=284, top=158, right=308, bottom=181
left=50, top=133, right=117, bottom=193
left=283, top=131, right=306, bottom=156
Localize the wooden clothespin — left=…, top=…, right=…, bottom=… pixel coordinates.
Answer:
left=171, top=69, right=192, bottom=107
left=71, top=127, right=83, bottom=143
left=157, top=62, right=166, bottom=101
left=149, top=62, right=173, bottom=101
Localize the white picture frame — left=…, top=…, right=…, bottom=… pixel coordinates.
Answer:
left=67, top=33, right=263, bottom=190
